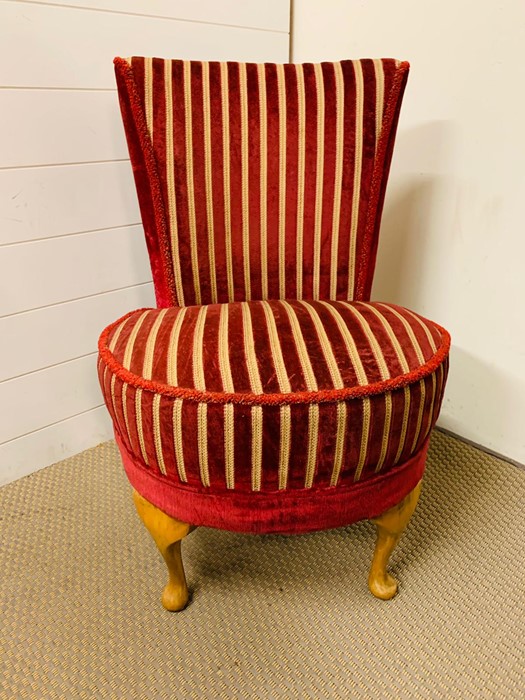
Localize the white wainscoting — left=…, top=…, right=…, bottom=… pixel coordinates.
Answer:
left=0, top=0, right=290, bottom=485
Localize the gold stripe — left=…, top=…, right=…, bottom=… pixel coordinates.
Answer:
left=338, top=301, right=390, bottom=380
left=276, top=63, right=287, bottom=299
left=260, top=300, right=293, bottom=491
left=280, top=301, right=318, bottom=391
left=329, top=62, right=345, bottom=299
left=428, top=363, right=445, bottom=433
left=224, top=403, right=235, bottom=489
left=218, top=304, right=235, bottom=392
left=142, top=308, right=168, bottom=379
left=260, top=301, right=291, bottom=392
left=402, top=307, right=438, bottom=353
left=317, top=301, right=369, bottom=384
left=220, top=62, right=235, bottom=302
left=123, top=310, right=150, bottom=370
left=110, top=374, right=118, bottom=423
left=201, top=61, right=218, bottom=303
left=152, top=394, right=166, bottom=475
left=354, top=398, right=371, bottom=481
left=183, top=61, right=201, bottom=305
left=348, top=61, right=364, bottom=298
left=377, top=303, right=426, bottom=365
left=135, top=388, right=149, bottom=465
left=361, top=304, right=410, bottom=373
left=411, top=380, right=426, bottom=453
left=375, top=393, right=392, bottom=473
left=144, top=57, right=153, bottom=137
left=241, top=303, right=263, bottom=394
left=305, top=404, right=319, bottom=488
left=165, top=59, right=185, bottom=305
left=295, top=65, right=306, bottom=299
left=373, top=59, right=385, bottom=147
left=424, top=371, right=437, bottom=440
left=239, top=63, right=251, bottom=300
left=432, top=363, right=445, bottom=427
left=394, top=386, right=411, bottom=464
left=330, top=402, right=347, bottom=486
left=251, top=405, right=263, bottom=491
left=278, top=404, right=291, bottom=490
left=313, top=63, right=325, bottom=300
left=121, top=382, right=132, bottom=446
left=108, top=315, right=130, bottom=353
left=197, top=403, right=210, bottom=487
left=192, top=306, right=208, bottom=391
left=298, top=301, right=343, bottom=389
left=257, top=63, right=268, bottom=300
left=172, top=399, right=187, bottom=482
left=102, top=364, right=108, bottom=400
left=166, top=307, right=188, bottom=385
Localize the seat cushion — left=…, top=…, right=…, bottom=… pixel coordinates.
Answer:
left=98, top=300, right=449, bottom=533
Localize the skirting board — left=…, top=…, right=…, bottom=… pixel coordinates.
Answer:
left=436, top=427, right=525, bottom=471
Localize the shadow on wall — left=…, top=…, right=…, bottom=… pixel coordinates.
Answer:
left=372, top=120, right=457, bottom=308
left=439, top=344, right=523, bottom=458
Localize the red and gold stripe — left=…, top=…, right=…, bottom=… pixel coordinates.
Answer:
left=100, top=301, right=449, bottom=491
left=115, top=57, right=410, bottom=307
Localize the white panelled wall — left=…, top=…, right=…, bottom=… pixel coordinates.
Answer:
left=293, top=0, right=525, bottom=465
left=0, top=0, right=289, bottom=485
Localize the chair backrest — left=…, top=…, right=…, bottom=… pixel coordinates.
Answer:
left=114, top=56, right=409, bottom=308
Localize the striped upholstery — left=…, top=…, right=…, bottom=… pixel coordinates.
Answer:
left=114, top=57, right=409, bottom=308
left=101, top=55, right=451, bottom=534
left=98, top=301, right=449, bottom=497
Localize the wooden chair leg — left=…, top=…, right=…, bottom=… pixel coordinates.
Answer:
left=132, top=490, right=193, bottom=611
left=368, top=480, right=422, bottom=600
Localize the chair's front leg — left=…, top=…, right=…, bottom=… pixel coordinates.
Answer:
left=132, top=490, right=193, bottom=611
left=368, top=480, right=422, bottom=600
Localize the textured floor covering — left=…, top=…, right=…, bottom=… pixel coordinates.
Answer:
left=1, top=430, right=524, bottom=699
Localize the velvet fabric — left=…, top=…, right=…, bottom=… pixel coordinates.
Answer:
left=115, top=429, right=430, bottom=534
left=97, top=300, right=449, bottom=531
left=99, top=55, right=451, bottom=534
left=99, top=301, right=449, bottom=404
left=113, top=57, right=409, bottom=307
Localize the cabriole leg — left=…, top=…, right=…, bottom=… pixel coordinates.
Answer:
left=132, top=490, right=193, bottom=611
left=368, top=480, right=422, bottom=600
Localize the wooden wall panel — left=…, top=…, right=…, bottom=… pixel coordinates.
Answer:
left=0, top=162, right=140, bottom=245
left=0, top=284, right=155, bottom=382
left=0, top=1, right=289, bottom=89
left=0, top=0, right=290, bottom=484
left=0, top=226, right=152, bottom=317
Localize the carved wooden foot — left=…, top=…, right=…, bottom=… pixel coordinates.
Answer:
left=132, top=490, right=193, bottom=611
left=368, top=480, right=422, bottom=600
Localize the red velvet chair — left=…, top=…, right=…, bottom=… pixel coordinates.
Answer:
left=98, top=56, right=450, bottom=610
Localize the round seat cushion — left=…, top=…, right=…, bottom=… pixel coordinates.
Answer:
left=98, top=300, right=449, bottom=533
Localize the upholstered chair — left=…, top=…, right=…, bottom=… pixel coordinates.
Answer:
left=98, top=56, right=450, bottom=611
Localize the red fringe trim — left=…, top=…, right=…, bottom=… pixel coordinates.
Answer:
left=114, top=57, right=177, bottom=307
left=98, top=306, right=450, bottom=407
left=356, top=61, right=410, bottom=300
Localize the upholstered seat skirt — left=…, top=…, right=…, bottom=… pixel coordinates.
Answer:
left=98, top=299, right=449, bottom=534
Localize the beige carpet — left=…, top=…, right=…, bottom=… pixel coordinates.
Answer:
left=1, top=431, right=524, bottom=699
